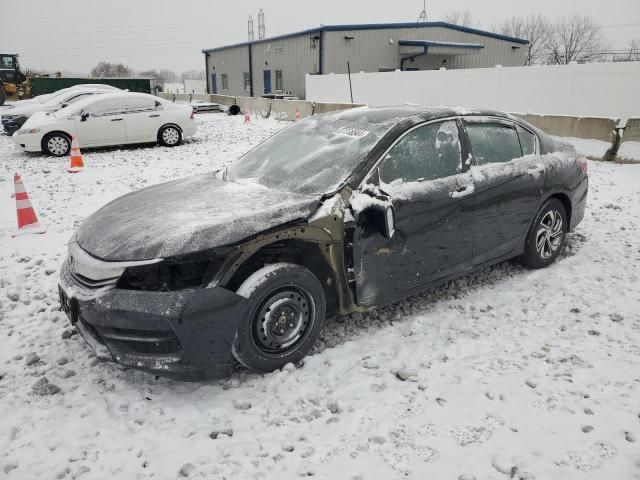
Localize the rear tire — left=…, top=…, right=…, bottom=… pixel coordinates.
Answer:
left=520, top=198, right=567, bottom=268
left=42, top=132, right=71, bottom=157
left=158, top=125, right=182, bottom=147
left=232, top=263, right=326, bottom=373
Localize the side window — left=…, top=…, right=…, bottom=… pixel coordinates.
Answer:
left=516, top=124, right=538, bottom=156
left=466, top=122, right=522, bottom=165
left=65, top=93, right=91, bottom=105
left=86, top=99, right=125, bottom=116
left=121, top=97, right=156, bottom=114
left=379, top=120, right=462, bottom=185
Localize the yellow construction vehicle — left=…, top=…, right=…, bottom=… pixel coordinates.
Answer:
left=0, top=53, right=28, bottom=105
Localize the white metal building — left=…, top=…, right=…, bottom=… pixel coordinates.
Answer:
left=202, top=22, right=528, bottom=99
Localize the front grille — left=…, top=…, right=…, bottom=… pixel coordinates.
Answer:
left=69, top=270, right=119, bottom=289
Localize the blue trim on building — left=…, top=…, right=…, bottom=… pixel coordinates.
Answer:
left=398, top=40, right=484, bottom=49
left=201, top=21, right=528, bottom=54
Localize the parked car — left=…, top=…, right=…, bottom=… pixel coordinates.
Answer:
left=1, top=87, right=109, bottom=135
left=13, top=92, right=196, bottom=155
left=6, top=83, right=121, bottom=108
left=58, top=106, right=588, bottom=380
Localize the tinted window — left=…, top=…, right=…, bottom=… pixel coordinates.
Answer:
left=516, top=124, right=537, bottom=156
left=379, top=120, right=461, bottom=185
left=467, top=122, right=522, bottom=165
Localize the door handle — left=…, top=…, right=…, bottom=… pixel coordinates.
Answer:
left=451, top=184, right=475, bottom=199
left=527, top=165, right=545, bottom=175
left=148, top=114, right=160, bottom=118
left=111, top=118, right=123, bottom=122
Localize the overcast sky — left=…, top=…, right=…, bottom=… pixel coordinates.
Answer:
left=1, top=0, right=638, bottom=75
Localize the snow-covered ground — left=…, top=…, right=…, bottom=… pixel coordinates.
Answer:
left=552, top=136, right=640, bottom=163
left=0, top=112, right=639, bottom=480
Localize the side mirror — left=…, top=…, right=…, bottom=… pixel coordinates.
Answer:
left=61, top=102, right=69, bottom=108
left=375, top=203, right=395, bottom=239
left=80, top=112, right=90, bottom=122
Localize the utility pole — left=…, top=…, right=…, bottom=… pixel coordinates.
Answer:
left=248, top=15, right=255, bottom=41
left=417, top=0, right=428, bottom=22
left=258, top=9, right=266, bottom=40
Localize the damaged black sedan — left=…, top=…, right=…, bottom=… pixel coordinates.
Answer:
left=59, top=106, right=588, bottom=380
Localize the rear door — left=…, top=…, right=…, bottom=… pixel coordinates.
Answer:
left=75, top=97, right=127, bottom=146
left=122, top=97, right=162, bottom=142
left=352, top=119, right=474, bottom=305
left=462, top=117, right=546, bottom=265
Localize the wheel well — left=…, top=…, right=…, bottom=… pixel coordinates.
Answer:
left=40, top=130, right=71, bottom=151
left=225, top=239, right=339, bottom=318
left=549, top=193, right=572, bottom=225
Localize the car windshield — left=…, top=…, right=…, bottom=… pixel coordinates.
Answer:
left=226, top=114, right=390, bottom=195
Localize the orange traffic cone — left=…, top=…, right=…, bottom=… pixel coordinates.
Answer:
left=244, top=110, right=251, bottom=123
left=12, top=173, right=46, bottom=236
left=66, top=136, right=84, bottom=173
left=295, top=108, right=301, bottom=121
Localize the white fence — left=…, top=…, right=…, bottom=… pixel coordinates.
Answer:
left=306, top=62, right=640, bottom=120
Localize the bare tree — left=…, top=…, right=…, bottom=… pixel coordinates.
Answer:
left=545, top=15, right=606, bottom=64
left=90, top=61, right=132, bottom=78
left=629, top=39, right=640, bottom=61
left=444, top=10, right=473, bottom=27
left=497, top=14, right=552, bottom=65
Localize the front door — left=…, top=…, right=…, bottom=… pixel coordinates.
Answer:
left=75, top=98, right=126, bottom=146
left=211, top=73, right=217, bottom=94
left=463, top=118, right=547, bottom=265
left=352, top=119, right=474, bottom=306
left=263, top=70, right=271, bottom=94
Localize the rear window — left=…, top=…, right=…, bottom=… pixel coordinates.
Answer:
left=466, top=122, right=522, bottom=165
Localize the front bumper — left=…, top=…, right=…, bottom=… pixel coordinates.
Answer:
left=12, top=130, right=42, bottom=152
left=58, top=263, right=250, bottom=381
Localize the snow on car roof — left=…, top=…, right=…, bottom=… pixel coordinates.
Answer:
left=55, top=91, right=161, bottom=115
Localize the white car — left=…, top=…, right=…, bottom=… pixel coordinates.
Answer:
left=13, top=92, right=197, bottom=156
left=8, top=84, right=121, bottom=108
left=1, top=87, right=110, bottom=135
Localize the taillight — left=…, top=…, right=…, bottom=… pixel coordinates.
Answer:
left=577, top=156, right=588, bottom=173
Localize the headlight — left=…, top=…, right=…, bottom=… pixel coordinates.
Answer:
left=16, top=128, right=40, bottom=135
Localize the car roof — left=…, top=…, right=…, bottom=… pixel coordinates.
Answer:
left=55, top=91, right=159, bottom=115
left=327, top=105, right=516, bottom=124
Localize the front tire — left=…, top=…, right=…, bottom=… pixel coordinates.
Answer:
left=232, top=263, right=326, bottom=373
left=43, top=132, right=71, bottom=157
left=158, top=125, right=182, bottom=147
left=520, top=198, right=567, bottom=268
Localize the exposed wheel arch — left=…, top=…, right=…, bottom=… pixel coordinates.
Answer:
left=224, top=239, right=341, bottom=319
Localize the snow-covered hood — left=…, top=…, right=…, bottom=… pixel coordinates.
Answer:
left=76, top=173, right=320, bottom=261
left=0, top=102, right=56, bottom=119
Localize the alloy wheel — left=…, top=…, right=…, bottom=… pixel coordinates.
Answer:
left=535, top=209, right=563, bottom=259
left=162, top=127, right=180, bottom=145
left=48, top=136, right=69, bottom=156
